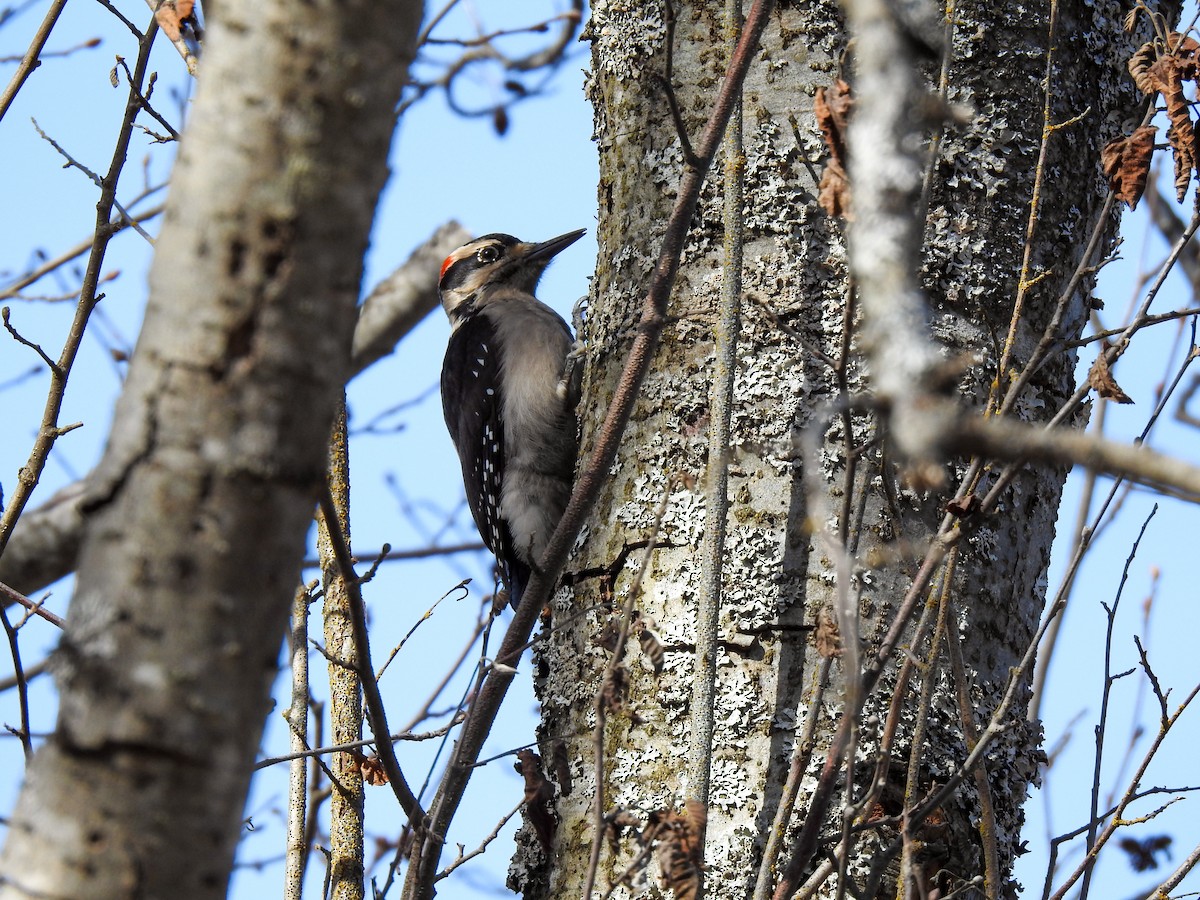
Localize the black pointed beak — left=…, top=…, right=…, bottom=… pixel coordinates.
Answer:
left=523, top=228, right=586, bottom=264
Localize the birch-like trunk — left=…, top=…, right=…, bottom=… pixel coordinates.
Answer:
left=516, top=1, right=1157, bottom=897
left=0, top=2, right=420, bottom=898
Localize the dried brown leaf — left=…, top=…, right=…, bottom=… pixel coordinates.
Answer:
left=359, top=754, right=389, bottom=786
left=602, top=665, right=628, bottom=713
left=815, top=606, right=842, bottom=658
left=1088, top=347, right=1134, bottom=404
left=516, top=749, right=555, bottom=850
left=606, top=810, right=643, bottom=855
left=1125, top=34, right=1200, bottom=200
left=649, top=806, right=704, bottom=900
left=818, top=160, right=851, bottom=219
left=1101, top=125, right=1157, bottom=207
left=1168, top=116, right=1198, bottom=202
left=684, top=799, right=708, bottom=844
left=154, top=0, right=193, bottom=42
left=1149, top=56, right=1199, bottom=200
left=634, top=613, right=666, bottom=676
left=493, top=106, right=509, bottom=136
left=815, top=80, right=853, bottom=219
left=595, top=617, right=621, bottom=652
left=1129, top=41, right=1159, bottom=93
left=944, top=493, right=981, bottom=518
left=1167, top=32, right=1200, bottom=79
left=1129, top=33, right=1200, bottom=93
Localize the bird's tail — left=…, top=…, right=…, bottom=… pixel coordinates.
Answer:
left=504, top=558, right=532, bottom=611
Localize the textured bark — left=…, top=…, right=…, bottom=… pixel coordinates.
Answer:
left=319, top=402, right=366, bottom=900
left=516, top=1, right=1160, bottom=898
left=0, top=2, right=420, bottom=898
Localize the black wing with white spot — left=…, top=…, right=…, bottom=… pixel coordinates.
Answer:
left=441, top=312, right=524, bottom=598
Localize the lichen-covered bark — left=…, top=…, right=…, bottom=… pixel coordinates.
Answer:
left=513, top=1, right=1162, bottom=898
left=0, top=3, right=420, bottom=898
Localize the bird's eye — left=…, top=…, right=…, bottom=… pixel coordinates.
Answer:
left=477, top=245, right=501, bottom=264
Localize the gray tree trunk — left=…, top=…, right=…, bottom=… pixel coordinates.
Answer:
left=516, top=1, right=1156, bottom=897
left=0, top=2, right=420, bottom=898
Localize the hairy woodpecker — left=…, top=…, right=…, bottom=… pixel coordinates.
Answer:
left=439, top=230, right=585, bottom=608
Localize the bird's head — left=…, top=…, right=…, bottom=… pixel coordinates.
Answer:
left=438, top=229, right=585, bottom=323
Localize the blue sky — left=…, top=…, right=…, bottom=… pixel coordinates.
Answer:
left=0, top=3, right=1197, bottom=898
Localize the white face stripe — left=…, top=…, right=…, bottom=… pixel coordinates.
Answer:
left=440, top=238, right=517, bottom=321
left=440, top=239, right=508, bottom=283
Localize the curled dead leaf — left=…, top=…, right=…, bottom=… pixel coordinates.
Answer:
left=154, top=0, right=194, bottom=43
left=516, top=749, right=555, bottom=850
left=648, top=803, right=706, bottom=900
left=944, top=493, right=981, bottom=518
left=1125, top=34, right=1200, bottom=201
left=602, top=665, right=629, bottom=714
left=1101, top=125, right=1157, bottom=207
left=815, top=79, right=853, bottom=219
left=815, top=606, right=842, bottom=658
left=632, top=611, right=666, bottom=675
left=1087, top=346, right=1134, bottom=404
left=359, top=754, right=389, bottom=786
left=1128, top=41, right=1159, bottom=94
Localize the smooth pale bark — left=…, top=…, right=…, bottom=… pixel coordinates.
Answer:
left=516, top=1, right=1155, bottom=897
left=0, top=2, right=420, bottom=898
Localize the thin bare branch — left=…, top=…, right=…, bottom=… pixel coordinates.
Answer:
left=0, top=0, right=68, bottom=124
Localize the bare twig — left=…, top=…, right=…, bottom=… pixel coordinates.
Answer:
left=0, top=223, right=465, bottom=597
left=434, top=801, right=522, bottom=881
left=284, top=581, right=315, bottom=899
left=944, top=596, right=1001, bottom=898
left=1147, top=835, right=1200, bottom=895
left=0, top=583, right=63, bottom=629
left=0, top=604, right=32, bottom=760
left=31, top=118, right=154, bottom=243
left=987, top=0, right=1066, bottom=418
left=0, top=0, right=68, bottom=124
left=255, top=720, right=465, bottom=771
left=1046, top=683, right=1200, bottom=900
left=2, top=308, right=58, bottom=371
left=753, top=657, right=833, bottom=900
left=1080, top=508, right=1157, bottom=899
left=688, top=0, right=745, bottom=835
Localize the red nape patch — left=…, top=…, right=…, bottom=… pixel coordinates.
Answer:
left=440, top=255, right=455, bottom=281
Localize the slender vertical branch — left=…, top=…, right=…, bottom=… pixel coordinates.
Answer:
left=0, top=603, right=32, bottom=761
left=319, top=398, right=365, bottom=900
left=687, top=0, right=745, bottom=828
left=0, top=0, right=69, bottom=124
left=944, top=596, right=1000, bottom=898
left=285, top=581, right=315, bottom=899
left=753, top=657, right=833, bottom=900
left=1079, top=506, right=1157, bottom=900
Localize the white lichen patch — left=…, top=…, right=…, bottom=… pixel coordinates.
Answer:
left=585, top=0, right=666, bottom=83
